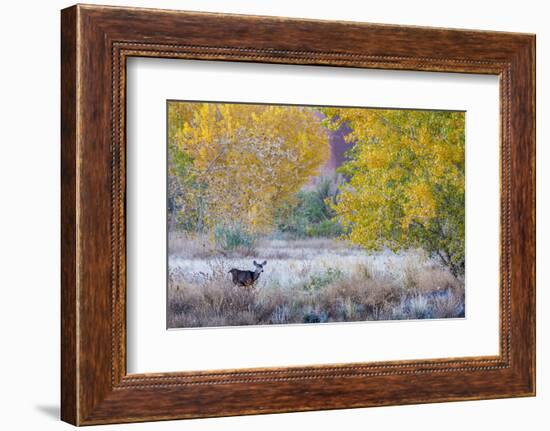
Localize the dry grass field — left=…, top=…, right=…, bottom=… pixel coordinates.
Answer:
left=167, top=234, right=465, bottom=328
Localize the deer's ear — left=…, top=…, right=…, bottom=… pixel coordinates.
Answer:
left=262, top=260, right=267, bottom=265
left=253, top=260, right=258, bottom=265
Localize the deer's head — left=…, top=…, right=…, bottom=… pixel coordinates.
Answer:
left=253, top=260, right=267, bottom=274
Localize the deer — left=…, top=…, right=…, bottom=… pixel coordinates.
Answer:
left=228, top=260, right=267, bottom=288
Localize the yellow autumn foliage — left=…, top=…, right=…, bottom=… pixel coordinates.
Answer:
left=323, top=108, right=465, bottom=275
left=168, top=102, right=330, bottom=232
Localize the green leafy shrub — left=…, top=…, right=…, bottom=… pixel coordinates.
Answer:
left=214, top=224, right=256, bottom=253
left=273, top=175, right=345, bottom=239
left=302, top=268, right=344, bottom=292
left=307, top=219, right=344, bottom=238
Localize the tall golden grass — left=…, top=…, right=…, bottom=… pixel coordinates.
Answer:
left=167, top=257, right=464, bottom=328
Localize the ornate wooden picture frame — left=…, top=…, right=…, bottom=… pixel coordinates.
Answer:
left=61, top=4, right=535, bottom=425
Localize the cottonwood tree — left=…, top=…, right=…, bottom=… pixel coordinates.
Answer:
left=323, top=108, right=465, bottom=277
left=168, top=102, right=330, bottom=233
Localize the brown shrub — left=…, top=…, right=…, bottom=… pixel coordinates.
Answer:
left=169, top=233, right=217, bottom=259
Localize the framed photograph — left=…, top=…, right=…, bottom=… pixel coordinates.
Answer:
left=61, top=4, right=536, bottom=425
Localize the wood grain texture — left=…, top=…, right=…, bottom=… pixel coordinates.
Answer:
left=60, top=5, right=78, bottom=425
left=60, top=4, right=536, bottom=425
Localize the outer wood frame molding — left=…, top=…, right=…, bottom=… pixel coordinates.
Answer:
left=61, top=4, right=535, bottom=425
